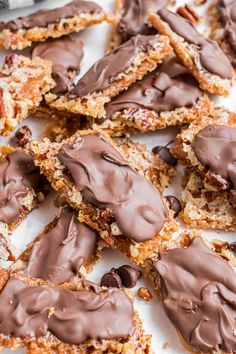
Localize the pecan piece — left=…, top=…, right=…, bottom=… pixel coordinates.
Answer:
left=177, top=5, right=199, bottom=23
left=15, top=125, right=32, bottom=147
left=138, top=287, right=153, bottom=302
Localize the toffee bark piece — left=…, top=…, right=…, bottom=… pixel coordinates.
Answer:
left=0, top=54, right=55, bottom=136
left=0, top=269, right=151, bottom=353
left=209, top=0, right=236, bottom=68
left=0, top=0, right=109, bottom=50
left=181, top=170, right=236, bottom=231
left=153, top=237, right=236, bottom=353
left=149, top=9, right=234, bottom=95
left=173, top=112, right=236, bottom=192
left=57, top=134, right=168, bottom=243
left=192, top=124, right=236, bottom=188
left=32, top=36, right=84, bottom=94
left=108, top=0, right=169, bottom=51
left=94, top=56, right=213, bottom=135
left=0, top=147, right=49, bottom=261
left=30, top=130, right=178, bottom=265
left=218, top=0, right=236, bottom=59
left=47, top=34, right=172, bottom=118
left=12, top=207, right=98, bottom=284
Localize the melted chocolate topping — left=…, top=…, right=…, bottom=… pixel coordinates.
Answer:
left=32, top=37, right=84, bottom=94
left=0, top=275, right=134, bottom=344
left=0, top=151, right=46, bottom=225
left=158, top=9, right=233, bottom=79
left=57, top=134, right=168, bottom=242
left=117, top=0, right=168, bottom=42
left=153, top=237, right=236, bottom=353
left=192, top=124, right=236, bottom=189
left=69, top=35, right=160, bottom=97
left=105, top=57, right=202, bottom=118
left=0, top=0, right=102, bottom=32
left=218, top=0, right=236, bottom=65
left=25, top=208, right=97, bottom=284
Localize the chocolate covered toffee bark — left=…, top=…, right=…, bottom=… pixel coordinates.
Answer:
left=149, top=9, right=234, bottom=95
left=32, top=36, right=84, bottom=95
left=0, top=147, right=49, bottom=261
left=94, top=56, right=213, bottom=135
left=108, top=0, right=169, bottom=51
left=30, top=131, right=178, bottom=265
left=152, top=236, right=236, bottom=353
left=209, top=0, right=236, bottom=68
left=181, top=170, right=236, bottom=231
left=0, top=0, right=109, bottom=50
left=11, top=207, right=99, bottom=283
left=173, top=112, right=236, bottom=230
left=0, top=54, right=54, bottom=136
left=47, top=34, right=172, bottom=118
left=0, top=269, right=151, bottom=353
left=173, top=112, right=236, bottom=191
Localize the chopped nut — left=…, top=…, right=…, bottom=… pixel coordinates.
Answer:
left=213, top=240, right=229, bottom=253
left=48, top=307, right=55, bottom=318
left=4, top=54, right=17, bottom=68
left=137, top=287, right=153, bottom=302
left=15, top=125, right=32, bottom=147
left=177, top=5, right=199, bottom=23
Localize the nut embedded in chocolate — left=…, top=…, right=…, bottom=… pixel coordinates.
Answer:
left=15, top=125, right=32, bottom=147
left=152, top=145, right=177, bottom=166
left=165, top=195, right=181, bottom=218
left=100, top=270, right=122, bottom=288
left=117, top=265, right=142, bottom=288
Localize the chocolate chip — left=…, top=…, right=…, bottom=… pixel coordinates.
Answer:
left=117, top=265, right=142, bottom=288
left=165, top=195, right=182, bottom=218
left=100, top=270, right=122, bottom=288
left=152, top=146, right=177, bottom=166
left=15, top=125, right=32, bottom=147
left=230, top=242, right=236, bottom=253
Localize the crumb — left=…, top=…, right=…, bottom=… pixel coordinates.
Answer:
left=163, top=341, right=171, bottom=350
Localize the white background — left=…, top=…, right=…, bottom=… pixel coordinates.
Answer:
left=0, top=1, right=235, bottom=353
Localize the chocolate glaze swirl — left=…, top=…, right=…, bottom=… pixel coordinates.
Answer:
left=69, top=35, right=160, bottom=97
left=0, top=151, right=46, bottom=225
left=0, top=275, right=134, bottom=344
left=105, top=57, right=202, bottom=118
left=158, top=9, right=233, bottom=79
left=154, top=237, right=236, bottom=353
left=57, top=134, right=168, bottom=242
left=32, top=36, right=84, bottom=94
left=117, top=0, right=168, bottom=43
left=0, top=0, right=102, bottom=32
left=192, top=124, right=236, bottom=189
left=25, top=207, right=97, bottom=284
